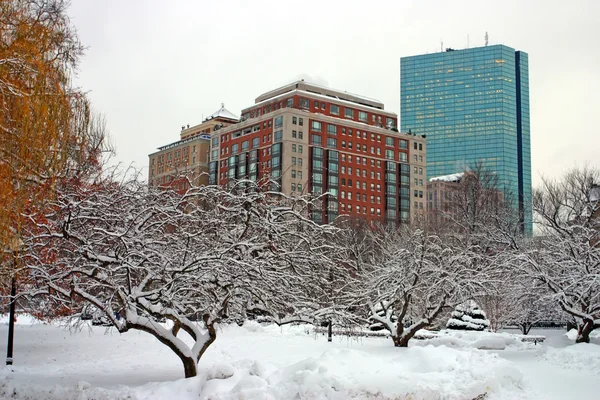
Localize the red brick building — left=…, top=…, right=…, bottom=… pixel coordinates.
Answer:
left=209, top=81, right=427, bottom=225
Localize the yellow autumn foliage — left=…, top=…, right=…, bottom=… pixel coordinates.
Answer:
left=0, top=0, right=93, bottom=261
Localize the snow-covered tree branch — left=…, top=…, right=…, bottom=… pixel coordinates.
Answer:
left=349, top=226, right=498, bottom=347
left=522, top=167, right=600, bottom=343
left=20, top=178, right=339, bottom=377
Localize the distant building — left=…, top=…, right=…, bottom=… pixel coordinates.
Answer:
left=148, top=104, right=238, bottom=189
left=401, top=44, right=531, bottom=234
left=209, top=81, right=427, bottom=225
left=426, top=171, right=504, bottom=231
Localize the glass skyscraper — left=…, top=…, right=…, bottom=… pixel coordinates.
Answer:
left=400, top=44, right=531, bottom=234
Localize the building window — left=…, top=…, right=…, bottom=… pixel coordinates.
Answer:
left=297, top=183, right=302, bottom=192
left=298, top=131, right=303, bottom=140
left=341, top=140, right=346, bottom=148
left=414, top=142, right=418, bottom=150
left=345, top=108, right=354, bottom=119
left=300, top=98, right=309, bottom=109
left=399, top=152, right=407, bottom=162
left=274, top=130, right=283, bottom=142
left=358, top=111, right=368, bottom=122
left=400, top=140, right=408, bottom=149
left=291, top=183, right=296, bottom=192
left=385, top=149, right=394, bottom=160
left=287, top=98, right=294, bottom=108
left=298, top=145, right=303, bottom=153
left=252, top=137, right=260, bottom=148
left=298, top=171, right=302, bottom=179
left=327, top=138, right=337, bottom=148
left=292, top=156, right=297, bottom=165
left=274, top=116, right=283, bottom=128
left=311, top=121, right=322, bottom=132
left=386, top=117, right=395, bottom=128
left=299, top=118, right=304, bottom=126
left=311, top=134, right=322, bottom=145
left=298, top=158, right=303, bottom=166
left=313, top=100, right=319, bottom=109
left=331, top=104, right=340, bottom=115
left=292, top=130, right=297, bottom=138
left=327, top=124, right=337, bottom=135
left=293, top=117, right=297, bottom=125
left=419, top=143, right=423, bottom=151
left=292, top=144, right=297, bottom=152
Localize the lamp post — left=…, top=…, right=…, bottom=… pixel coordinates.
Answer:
left=6, top=236, right=22, bottom=366
left=6, top=271, right=16, bottom=365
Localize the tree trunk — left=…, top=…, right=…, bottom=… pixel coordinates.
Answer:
left=392, top=334, right=410, bottom=347
left=519, top=322, right=532, bottom=335
left=576, top=319, right=594, bottom=344
left=182, top=356, right=198, bottom=378
left=392, top=320, right=428, bottom=347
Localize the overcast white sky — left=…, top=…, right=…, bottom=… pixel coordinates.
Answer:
left=68, top=0, right=599, bottom=186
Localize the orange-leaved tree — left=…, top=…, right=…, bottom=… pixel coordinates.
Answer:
left=0, top=0, right=109, bottom=294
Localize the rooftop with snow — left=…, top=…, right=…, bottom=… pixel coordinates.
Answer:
left=429, top=172, right=465, bottom=183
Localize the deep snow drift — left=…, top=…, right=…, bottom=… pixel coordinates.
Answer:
left=0, top=318, right=598, bottom=400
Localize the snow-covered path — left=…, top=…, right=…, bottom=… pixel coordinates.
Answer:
left=493, top=329, right=600, bottom=400
left=0, top=321, right=598, bottom=399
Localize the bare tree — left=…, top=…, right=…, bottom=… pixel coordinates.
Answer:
left=20, top=178, right=338, bottom=378
left=523, top=167, right=600, bottom=343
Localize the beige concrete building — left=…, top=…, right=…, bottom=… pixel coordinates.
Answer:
left=148, top=105, right=238, bottom=189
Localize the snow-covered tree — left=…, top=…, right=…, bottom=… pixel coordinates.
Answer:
left=20, top=178, right=339, bottom=378
left=446, top=300, right=490, bottom=331
left=351, top=226, right=496, bottom=347
left=522, top=167, right=600, bottom=343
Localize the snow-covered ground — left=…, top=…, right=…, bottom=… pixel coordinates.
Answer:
left=0, top=317, right=598, bottom=400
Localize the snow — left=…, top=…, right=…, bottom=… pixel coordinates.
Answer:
left=204, top=104, right=239, bottom=122
left=429, top=172, right=464, bottom=183
left=0, top=321, right=598, bottom=399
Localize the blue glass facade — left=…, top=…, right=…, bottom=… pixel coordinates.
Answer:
left=400, top=45, right=531, bottom=234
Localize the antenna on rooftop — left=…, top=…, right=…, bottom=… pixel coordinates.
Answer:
left=440, top=39, right=443, bottom=52
left=485, top=32, right=489, bottom=46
